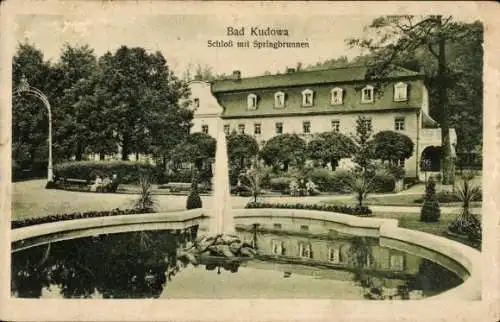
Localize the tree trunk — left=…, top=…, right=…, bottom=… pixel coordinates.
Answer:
left=75, top=142, right=84, bottom=161
left=283, top=161, right=289, bottom=172
left=121, top=135, right=130, bottom=161
left=240, top=156, right=244, bottom=170
left=437, top=16, right=455, bottom=185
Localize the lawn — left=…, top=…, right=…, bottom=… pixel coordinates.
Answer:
left=12, top=180, right=481, bottom=250
left=373, top=211, right=481, bottom=250
left=322, top=193, right=482, bottom=208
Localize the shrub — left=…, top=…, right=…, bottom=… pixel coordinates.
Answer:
left=186, top=192, right=202, bottom=209
left=54, top=160, right=158, bottom=184
left=269, top=177, right=293, bottom=192
left=448, top=172, right=482, bottom=243
left=309, top=168, right=350, bottom=193
left=245, top=202, right=372, bottom=217
left=11, top=208, right=147, bottom=229
left=230, top=185, right=253, bottom=197
left=167, top=169, right=194, bottom=183
left=414, top=191, right=482, bottom=204
left=420, top=179, right=441, bottom=222
left=186, top=171, right=202, bottom=210
left=371, top=172, right=396, bottom=193
left=134, top=174, right=155, bottom=212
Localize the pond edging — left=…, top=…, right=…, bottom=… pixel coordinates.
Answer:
left=11, top=208, right=481, bottom=300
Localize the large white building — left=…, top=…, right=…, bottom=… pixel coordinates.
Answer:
left=190, top=66, right=456, bottom=180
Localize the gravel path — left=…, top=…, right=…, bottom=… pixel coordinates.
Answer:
left=11, top=180, right=481, bottom=220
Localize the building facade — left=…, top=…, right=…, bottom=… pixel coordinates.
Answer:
left=190, top=66, right=456, bottom=179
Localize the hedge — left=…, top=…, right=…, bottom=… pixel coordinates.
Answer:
left=414, top=191, right=482, bottom=203
left=371, top=172, right=396, bottom=193
left=268, top=177, right=294, bottom=191
left=245, top=202, right=373, bottom=217
left=54, top=161, right=159, bottom=184
left=309, top=168, right=351, bottom=193
left=11, top=208, right=151, bottom=229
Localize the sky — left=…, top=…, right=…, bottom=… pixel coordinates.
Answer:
left=13, top=14, right=379, bottom=78
left=12, top=7, right=481, bottom=79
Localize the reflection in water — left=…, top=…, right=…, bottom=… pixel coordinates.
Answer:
left=12, top=228, right=197, bottom=299
left=11, top=226, right=463, bottom=299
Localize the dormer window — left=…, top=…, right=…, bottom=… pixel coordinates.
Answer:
left=361, top=85, right=374, bottom=103
left=247, top=93, right=258, bottom=110
left=301, top=89, right=314, bottom=107
left=274, top=91, right=285, bottom=108
left=394, top=82, right=408, bottom=101
left=331, top=88, right=343, bottom=105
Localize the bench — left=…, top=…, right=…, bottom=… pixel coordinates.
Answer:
left=56, top=177, right=91, bottom=187
left=55, top=177, right=119, bottom=193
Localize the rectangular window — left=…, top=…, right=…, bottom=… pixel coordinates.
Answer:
left=273, top=223, right=282, bottom=229
left=275, top=122, right=283, bottom=134
left=201, top=124, right=209, bottom=134
left=300, top=225, right=309, bottom=231
left=272, top=240, right=285, bottom=255
left=328, top=247, right=341, bottom=264
left=302, top=90, right=314, bottom=107
left=303, top=121, right=311, bottom=134
left=193, top=98, right=200, bottom=108
left=238, top=124, right=245, bottom=134
left=362, top=86, right=374, bottom=103
left=395, top=117, right=405, bottom=131
left=247, top=94, right=258, bottom=110
left=299, top=243, right=312, bottom=259
left=331, top=120, right=340, bottom=133
left=254, top=123, right=261, bottom=135
left=223, top=124, right=230, bottom=135
left=390, top=254, right=405, bottom=271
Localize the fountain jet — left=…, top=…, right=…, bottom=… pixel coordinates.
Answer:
left=209, top=118, right=234, bottom=235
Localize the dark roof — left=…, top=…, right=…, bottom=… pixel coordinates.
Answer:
left=212, top=65, right=423, bottom=93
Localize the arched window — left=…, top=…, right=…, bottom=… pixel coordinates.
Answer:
left=247, top=93, right=258, bottom=110
left=361, top=85, right=374, bottom=103
left=394, top=82, right=408, bottom=101
left=274, top=91, right=285, bottom=108
left=301, top=89, right=314, bottom=107
left=331, top=87, right=343, bottom=105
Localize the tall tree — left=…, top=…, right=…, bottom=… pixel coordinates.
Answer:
left=260, top=134, right=306, bottom=172
left=351, top=116, right=375, bottom=177
left=94, top=46, right=192, bottom=161
left=372, top=131, right=414, bottom=165
left=172, top=132, right=216, bottom=171
left=307, top=132, right=356, bottom=170
left=227, top=133, right=259, bottom=170
left=53, top=44, right=100, bottom=160
left=346, top=15, right=472, bottom=184
left=12, top=43, right=53, bottom=169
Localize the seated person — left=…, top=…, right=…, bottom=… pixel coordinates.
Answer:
left=90, top=175, right=103, bottom=192
left=101, top=176, right=112, bottom=192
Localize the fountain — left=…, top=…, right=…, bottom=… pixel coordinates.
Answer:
left=178, top=118, right=256, bottom=268
left=209, top=117, right=234, bottom=235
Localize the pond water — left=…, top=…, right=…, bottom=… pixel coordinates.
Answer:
left=11, top=226, right=463, bottom=300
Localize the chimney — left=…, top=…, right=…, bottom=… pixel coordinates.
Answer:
left=194, top=74, right=202, bottom=81
left=287, top=68, right=295, bottom=74
left=232, top=70, right=241, bottom=80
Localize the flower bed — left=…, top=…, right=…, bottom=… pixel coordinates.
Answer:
left=11, top=208, right=153, bottom=229
left=245, top=202, right=373, bottom=217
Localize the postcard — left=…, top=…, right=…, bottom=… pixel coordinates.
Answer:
left=1, top=1, right=499, bottom=321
